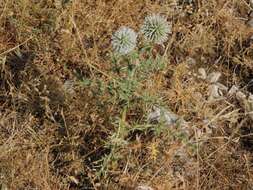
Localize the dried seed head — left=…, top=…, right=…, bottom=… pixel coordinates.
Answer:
left=141, top=14, right=172, bottom=44
left=111, top=27, right=137, bottom=55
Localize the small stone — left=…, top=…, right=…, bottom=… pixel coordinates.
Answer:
left=147, top=106, right=179, bottom=126
left=198, top=68, right=207, bottom=79
left=207, top=72, right=221, bottom=83
left=208, top=84, right=223, bottom=100
left=236, top=91, right=246, bottom=101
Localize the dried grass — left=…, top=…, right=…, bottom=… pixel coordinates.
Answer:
left=1, top=0, right=253, bottom=189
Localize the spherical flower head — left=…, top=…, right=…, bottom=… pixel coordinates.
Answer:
left=141, top=14, right=172, bottom=44
left=111, top=27, right=137, bottom=55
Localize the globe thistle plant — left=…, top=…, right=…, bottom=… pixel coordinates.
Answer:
left=140, top=14, right=171, bottom=44
left=112, top=27, right=137, bottom=55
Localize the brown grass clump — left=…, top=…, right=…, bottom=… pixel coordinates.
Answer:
left=1, top=0, right=253, bottom=189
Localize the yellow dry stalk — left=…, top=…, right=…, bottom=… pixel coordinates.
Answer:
left=148, top=141, right=159, bottom=161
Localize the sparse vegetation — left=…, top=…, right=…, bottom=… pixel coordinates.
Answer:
left=1, top=0, right=253, bottom=189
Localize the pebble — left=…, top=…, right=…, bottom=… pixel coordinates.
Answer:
left=206, top=72, right=221, bottom=83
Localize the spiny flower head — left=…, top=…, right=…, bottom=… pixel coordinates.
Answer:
left=111, top=27, right=137, bottom=55
left=141, top=14, right=171, bottom=44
